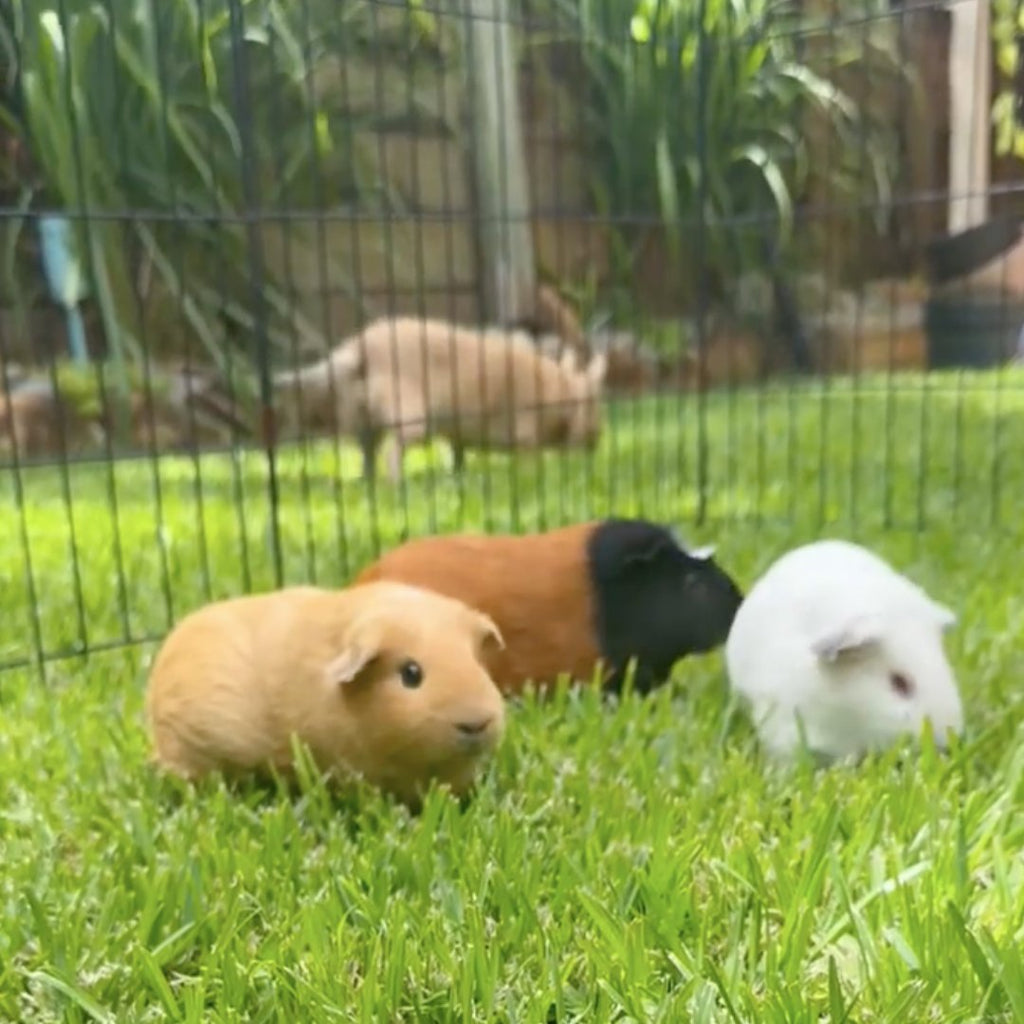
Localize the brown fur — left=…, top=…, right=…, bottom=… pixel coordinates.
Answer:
left=273, top=316, right=608, bottom=481
left=145, top=581, right=507, bottom=808
left=354, top=523, right=607, bottom=697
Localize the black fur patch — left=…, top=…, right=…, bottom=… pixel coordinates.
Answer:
left=585, top=517, right=744, bottom=695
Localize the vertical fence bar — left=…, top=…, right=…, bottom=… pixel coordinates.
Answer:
left=366, top=0, right=413, bottom=543
left=152, top=0, right=215, bottom=606
left=265, top=17, right=315, bottom=585
left=814, top=2, right=834, bottom=533
left=850, top=2, right=873, bottom=537
left=431, top=5, right=469, bottom=532
left=460, top=0, right=490, bottom=532
left=493, top=0, right=520, bottom=533
left=79, top=0, right=132, bottom=644
left=295, top=0, right=349, bottom=581
left=693, top=0, right=710, bottom=527
left=402, top=0, right=439, bottom=539
left=0, top=345, right=46, bottom=681
left=225, top=0, right=283, bottom=588
left=1, top=8, right=47, bottom=680
left=882, top=1, right=903, bottom=532
left=51, top=0, right=104, bottom=661
left=329, top=6, right=383, bottom=561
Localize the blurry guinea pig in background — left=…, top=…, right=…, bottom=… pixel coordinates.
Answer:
left=353, top=516, right=745, bottom=698
left=145, top=580, right=508, bottom=809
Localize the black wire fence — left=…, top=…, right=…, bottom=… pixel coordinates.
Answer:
left=0, top=0, right=1021, bottom=677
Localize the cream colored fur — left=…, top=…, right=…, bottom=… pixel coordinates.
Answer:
left=274, top=316, right=608, bottom=481
left=145, top=580, right=507, bottom=808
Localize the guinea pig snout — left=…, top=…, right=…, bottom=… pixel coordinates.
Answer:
left=456, top=715, right=493, bottom=736
left=454, top=713, right=498, bottom=748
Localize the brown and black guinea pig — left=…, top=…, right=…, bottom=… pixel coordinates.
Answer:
left=353, top=517, right=745, bottom=698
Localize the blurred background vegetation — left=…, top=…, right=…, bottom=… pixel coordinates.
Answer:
left=0, top=0, right=1011, bottom=430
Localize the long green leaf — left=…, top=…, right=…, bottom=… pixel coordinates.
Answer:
left=733, top=142, right=793, bottom=246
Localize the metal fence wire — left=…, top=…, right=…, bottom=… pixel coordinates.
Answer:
left=0, top=0, right=1019, bottom=677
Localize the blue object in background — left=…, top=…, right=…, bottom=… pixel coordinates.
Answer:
left=38, top=214, right=89, bottom=364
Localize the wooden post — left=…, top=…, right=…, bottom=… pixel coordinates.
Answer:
left=462, top=0, right=537, bottom=325
left=947, top=0, right=992, bottom=234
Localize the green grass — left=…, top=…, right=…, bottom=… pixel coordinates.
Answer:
left=1, top=369, right=1022, bottom=1022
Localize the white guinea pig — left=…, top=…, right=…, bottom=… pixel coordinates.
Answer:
left=725, top=539, right=964, bottom=761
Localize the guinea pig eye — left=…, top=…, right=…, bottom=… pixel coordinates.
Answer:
left=399, top=659, right=424, bottom=689
left=889, top=672, right=914, bottom=698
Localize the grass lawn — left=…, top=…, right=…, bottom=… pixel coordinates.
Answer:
left=0, top=370, right=1022, bottom=1021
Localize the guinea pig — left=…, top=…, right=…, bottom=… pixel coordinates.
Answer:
left=273, top=315, right=608, bottom=482
left=353, top=517, right=744, bottom=697
left=145, top=580, right=507, bottom=808
left=725, top=538, right=964, bottom=762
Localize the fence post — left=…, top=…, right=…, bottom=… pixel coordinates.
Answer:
left=947, top=0, right=991, bottom=233
left=694, top=0, right=710, bottom=526
left=461, top=0, right=537, bottom=325
left=225, top=0, right=284, bottom=588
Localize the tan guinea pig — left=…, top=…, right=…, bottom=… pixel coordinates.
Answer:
left=145, top=580, right=507, bottom=808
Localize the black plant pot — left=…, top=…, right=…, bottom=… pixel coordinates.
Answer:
left=924, top=294, right=1024, bottom=369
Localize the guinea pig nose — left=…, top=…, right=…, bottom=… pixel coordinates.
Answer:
left=456, top=716, right=492, bottom=736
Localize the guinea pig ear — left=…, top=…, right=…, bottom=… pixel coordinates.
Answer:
left=928, top=600, right=957, bottom=632
left=687, top=544, right=716, bottom=562
left=324, top=616, right=385, bottom=686
left=472, top=611, right=506, bottom=652
left=668, top=528, right=715, bottom=562
left=810, top=613, right=885, bottom=663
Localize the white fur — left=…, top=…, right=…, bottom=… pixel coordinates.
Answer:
left=725, top=539, right=964, bottom=761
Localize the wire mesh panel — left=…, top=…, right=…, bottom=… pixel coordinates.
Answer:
left=0, top=0, right=1020, bottom=678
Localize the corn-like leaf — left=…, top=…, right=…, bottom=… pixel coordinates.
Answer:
left=655, top=128, right=681, bottom=265
left=528, top=0, right=903, bottom=291
left=4, top=0, right=393, bottom=374
left=734, top=142, right=793, bottom=247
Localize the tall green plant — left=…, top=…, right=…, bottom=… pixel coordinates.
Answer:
left=532, top=0, right=908, bottom=297
left=993, top=0, right=1024, bottom=159
left=0, top=0, right=410, bottom=392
